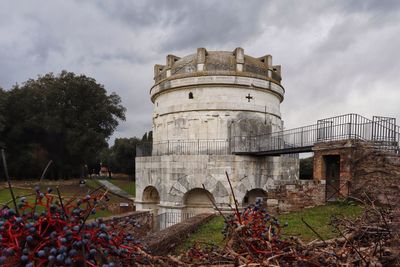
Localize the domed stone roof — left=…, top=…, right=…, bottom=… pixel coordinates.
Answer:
left=153, top=48, right=282, bottom=84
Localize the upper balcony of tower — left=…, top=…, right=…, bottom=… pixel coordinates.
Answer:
left=153, top=47, right=282, bottom=85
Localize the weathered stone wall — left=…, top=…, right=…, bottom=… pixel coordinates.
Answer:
left=153, top=109, right=282, bottom=143
left=151, top=48, right=284, bottom=144
left=351, top=144, right=400, bottom=206
left=136, top=154, right=299, bottom=213
left=265, top=180, right=326, bottom=213
left=313, top=140, right=354, bottom=197
left=313, top=140, right=400, bottom=206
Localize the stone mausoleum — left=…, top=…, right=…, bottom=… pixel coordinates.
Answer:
left=135, top=47, right=299, bottom=214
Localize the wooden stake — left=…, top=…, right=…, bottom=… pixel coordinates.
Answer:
left=1, top=149, right=19, bottom=216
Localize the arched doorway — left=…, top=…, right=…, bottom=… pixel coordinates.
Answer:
left=242, top=188, right=267, bottom=206
left=142, top=186, right=160, bottom=211
left=183, top=188, right=215, bottom=214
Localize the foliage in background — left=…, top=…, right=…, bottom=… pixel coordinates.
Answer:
left=299, top=156, right=313, bottom=179
left=0, top=71, right=126, bottom=179
left=0, top=87, right=6, bottom=148
left=96, top=132, right=152, bottom=179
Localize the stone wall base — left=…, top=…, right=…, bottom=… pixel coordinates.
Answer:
left=265, top=180, right=326, bottom=213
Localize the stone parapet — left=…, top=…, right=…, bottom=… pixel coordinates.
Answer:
left=153, top=48, right=282, bottom=86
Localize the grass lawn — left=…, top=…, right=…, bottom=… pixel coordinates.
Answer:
left=0, top=187, right=33, bottom=204
left=85, top=178, right=102, bottom=189
left=176, top=202, right=364, bottom=252
left=175, top=216, right=226, bottom=254
left=279, top=201, right=363, bottom=241
left=107, top=179, right=136, bottom=197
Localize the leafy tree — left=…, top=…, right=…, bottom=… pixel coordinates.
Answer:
left=141, top=131, right=153, bottom=143
left=2, top=71, right=126, bottom=179
left=110, top=137, right=141, bottom=176
left=147, top=131, right=153, bottom=142
left=141, top=132, right=148, bottom=142
left=95, top=132, right=152, bottom=179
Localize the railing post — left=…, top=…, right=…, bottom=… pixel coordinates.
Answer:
left=301, top=129, right=303, bottom=147
left=167, top=140, right=170, bottom=155
left=348, top=115, right=352, bottom=139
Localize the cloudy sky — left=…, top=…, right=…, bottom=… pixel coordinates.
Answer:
left=1, top=0, right=399, bottom=143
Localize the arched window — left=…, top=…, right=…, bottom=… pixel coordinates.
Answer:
left=142, top=186, right=160, bottom=203
left=184, top=188, right=214, bottom=206
left=188, top=92, right=194, bottom=99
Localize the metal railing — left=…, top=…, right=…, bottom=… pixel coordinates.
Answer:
left=154, top=212, right=196, bottom=231
left=136, top=139, right=230, bottom=157
left=231, top=114, right=400, bottom=155
left=136, top=114, right=400, bottom=157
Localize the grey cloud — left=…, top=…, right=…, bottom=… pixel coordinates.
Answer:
left=0, top=0, right=400, bottom=143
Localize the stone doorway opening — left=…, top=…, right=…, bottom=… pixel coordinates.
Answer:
left=183, top=188, right=215, bottom=213
left=324, top=155, right=340, bottom=201
left=142, top=186, right=160, bottom=211
left=243, top=188, right=267, bottom=206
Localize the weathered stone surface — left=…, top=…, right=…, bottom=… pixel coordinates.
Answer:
left=212, top=181, right=229, bottom=197
left=313, top=140, right=400, bottom=206
left=141, top=213, right=215, bottom=255
left=136, top=154, right=299, bottom=213
left=136, top=48, right=299, bottom=214
left=264, top=180, right=325, bottom=213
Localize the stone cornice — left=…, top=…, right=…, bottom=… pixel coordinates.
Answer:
left=150, top=75, right=285, bottom=103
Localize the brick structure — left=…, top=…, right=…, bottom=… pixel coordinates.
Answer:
left=313, top=140, right=354, bottom=201
left=267, top=181, right=326, bottom=212
left=313, top=139, right=400, bottom=205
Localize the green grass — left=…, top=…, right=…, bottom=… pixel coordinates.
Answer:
left=176, top=202, right=364, bottom=252
left=0, top=188, right=34, bottom=204
left=88, top=208, right=113, bottom=219
left=85, top=178, right=102, bottom=189
left=175, top=216, right=226, bottom=254
left=108, top=179, right=135, bottom=197
left=88, top=178, right=135, bottom=197
left=279, top=201, right=363, bottom=241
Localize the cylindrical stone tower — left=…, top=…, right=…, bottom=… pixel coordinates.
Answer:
left=136, top=48, right=298, bottom=216
left=150, top=47, right=284, bottom=142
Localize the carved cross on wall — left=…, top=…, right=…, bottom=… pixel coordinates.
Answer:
left=246, top=93, right=253, bottom=102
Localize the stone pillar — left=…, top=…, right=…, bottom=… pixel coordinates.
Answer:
left=234, top=47, right=244, bottom=72
left=272, top=65, right=281, bottom=76
left=166, top=55, right=180, bottom=77
left=154, top=64, right=165, bottom=78
left=197, top=48, right=207, bottom=71
left=258, top=55, right=272, bottom=66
